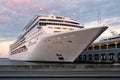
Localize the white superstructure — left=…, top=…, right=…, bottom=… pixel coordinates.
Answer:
left=9, top=14, right=108, bottom=62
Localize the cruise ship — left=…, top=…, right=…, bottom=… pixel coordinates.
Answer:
left=9, top=14, right=107, bottom=62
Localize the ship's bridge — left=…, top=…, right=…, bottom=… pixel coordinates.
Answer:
left=23, top=14, right=83, bottom=35
left=38, top=14, right=78, bottom=23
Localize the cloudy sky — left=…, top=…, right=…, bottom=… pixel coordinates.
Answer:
left=0, top=0, right=120, bottom=57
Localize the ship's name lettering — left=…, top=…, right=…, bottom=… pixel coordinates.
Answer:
left=28, top=41, right=37, bottom=46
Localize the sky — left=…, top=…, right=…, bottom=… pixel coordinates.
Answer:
left=0, top=0, right=120, bottom=57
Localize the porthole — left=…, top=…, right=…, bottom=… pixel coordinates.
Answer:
left=68, top=40, right=72, bottom=43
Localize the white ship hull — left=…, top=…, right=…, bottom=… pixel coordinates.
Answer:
left=9, top=27, right=107, bottom=62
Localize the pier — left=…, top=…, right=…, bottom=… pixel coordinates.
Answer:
left=0, top=58, right=120, bottom=79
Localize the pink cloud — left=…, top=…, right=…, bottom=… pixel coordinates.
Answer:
left=10, top=0, right=32, bottom=4
left=1, top=0, right=63, bottom=15
left=0, top=41, right=14, bottom=58
left=5, top=0, right=40, bottom=13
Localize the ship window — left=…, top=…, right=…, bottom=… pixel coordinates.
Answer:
left=48, top=19, right=63, bottom=22
left=108, top=53, right=114, bottom=61
left=62, top=27, right=67, bottom=30
left=101, top=45, right=107, bottom=50
left=94, top=54, right=99, bottom=60
left=37, top=26, right=42, bottom=30
left=88, top=46, right=93, bottom=50
left=69, top=28, right=74, bottom=30
left=108, top=44, right=115, bottom=49
left=48, top=27, right=53, bottom=28
left=54, top=31, right=61, bottom=33
left=54, top=27, right=60, bottom=29
left=39, top=22, right=42, bottom=26
left=68, top=40, right=72, bottom=43
left=94, top=46, right=99, bottom=50
left=39, top=19, right=47, bottom=21
left=42, top=23, right=46, bottom=26
left=56, top=16, right=62, bottom=19
left=117, top=43, right=120, bottom=48
left=39, top=22, right=46, bottom=26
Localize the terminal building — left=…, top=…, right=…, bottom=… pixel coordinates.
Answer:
left=75, top=34, right=120, bottom=63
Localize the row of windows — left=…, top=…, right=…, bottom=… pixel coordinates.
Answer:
left=54, top=31, right=61, bottom=33
left=39, top=22, right=82, bottom=28
left=24, top=16, right=38, bottom=31
left=13, top=21, right=38, bottom=51
left=86, top=42, right=120, bottom=51
left=25, top=22, right=38, bottom=35
left=39, top=19, right=79, bottom=25
left=48, top=26, right=74, bottom=30
left=23, top=21, right=81, bottom=41
left=11, top=46, right=27, bottom=55
left=13, top=22, right=38, bottom=48
left=75, top=53, right=120, bottom=63
left=11, top=38, right=25, bottom=51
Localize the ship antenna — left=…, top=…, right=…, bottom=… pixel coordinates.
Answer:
left=39, top=8, right=43, bottom=15
left=97, top=9, right=102, bottom=27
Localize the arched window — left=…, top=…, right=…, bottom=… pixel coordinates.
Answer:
left=88, top=54, right=92, bottom=61
left=94, top=54, right=99, bottom=60
left=108, top=53, right=114, bottom=61
left=101, top=54, right=106, bottom=60
left=101, top=45, right=107, bottom=50
left=88, top=46, right=93, bottom=50
left=108, top=44, right=115, bottom=49
left=94, top=46, right=99, bottom=50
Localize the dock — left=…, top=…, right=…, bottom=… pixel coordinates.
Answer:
left=0, top=58, right=120, bottom=79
